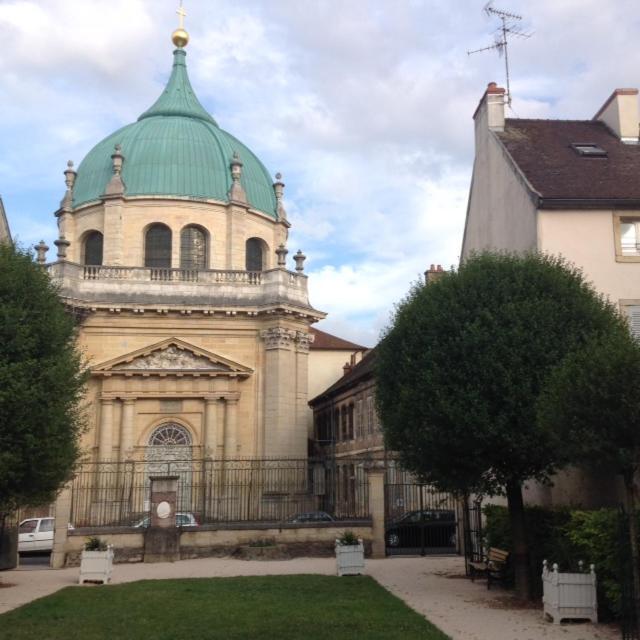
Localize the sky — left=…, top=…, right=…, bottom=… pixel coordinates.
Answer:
left=2, top=0, right=640, bottom=346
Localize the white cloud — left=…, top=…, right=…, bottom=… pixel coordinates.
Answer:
left=2, top=0, right=640, bottom=343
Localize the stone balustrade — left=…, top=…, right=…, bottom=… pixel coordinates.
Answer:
left=48, top=260, right=311, bottom=310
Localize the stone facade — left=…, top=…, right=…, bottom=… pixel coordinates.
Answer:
left=0, top=197, right=10, bottom=245
left=44, top=41, right=325, bottom=465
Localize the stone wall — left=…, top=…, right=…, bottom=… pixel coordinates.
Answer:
left=62, top=522, right=373, bottom=567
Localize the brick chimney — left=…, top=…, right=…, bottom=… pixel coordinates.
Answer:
left=473, top=82, right=506, bottom=132
left=593, top=88, right=639, bottom=143
left=424, top=263, right=445, bottom=284
left=343, top=362, right=352, bottom=376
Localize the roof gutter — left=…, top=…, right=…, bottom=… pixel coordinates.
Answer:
left=538, top=198, right=640, bottom=210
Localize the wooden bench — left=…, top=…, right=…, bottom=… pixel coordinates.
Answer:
left=469, top=547, right=510, bottom=589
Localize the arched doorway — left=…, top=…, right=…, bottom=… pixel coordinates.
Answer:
left=145, top=422, right=193, bottom=513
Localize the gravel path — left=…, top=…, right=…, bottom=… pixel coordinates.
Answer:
left=0, top=555, right=619, bottom=639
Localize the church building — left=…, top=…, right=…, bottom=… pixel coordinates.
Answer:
left=47, top=22, right=325, bottom=467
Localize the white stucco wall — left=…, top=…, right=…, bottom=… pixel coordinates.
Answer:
left=462, top=105, right=538, bottom=258
left=538, top=209, right=640, bottom=308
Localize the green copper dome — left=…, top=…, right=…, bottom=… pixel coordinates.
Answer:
left=72, top=49, right=277, bottom=218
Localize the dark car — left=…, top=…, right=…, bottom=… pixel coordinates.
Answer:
left=385, top=509, right=456, bottom=549
left=286, top=511, right=335, bottom=524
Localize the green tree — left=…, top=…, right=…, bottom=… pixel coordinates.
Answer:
left=0, top=244, right=87, bottom=518
left=538, top=331, right=640, bottom=621
left=376, top=252, right=627, bottom=599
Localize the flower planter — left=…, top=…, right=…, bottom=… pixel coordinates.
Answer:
left=335, top=539, right=365, bottom=576
left=542, top=560, right=597, bottom=624
left=79, top=546, right=114, bottom=584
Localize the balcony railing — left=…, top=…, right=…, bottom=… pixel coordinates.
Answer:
left=82, top=265, right=263, bottom=284
left=47, top=260, right=312, bottom=309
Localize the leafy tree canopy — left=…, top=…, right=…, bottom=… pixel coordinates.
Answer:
left=376, top=252, right=628, bottom=497
left=0, top=244, right=87, bottom=514
left=539, top=330, right=640, bottom=481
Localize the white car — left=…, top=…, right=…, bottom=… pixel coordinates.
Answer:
left=18, top=518, right=74, bottom=553
left=18, top=517, right=55, bottom=553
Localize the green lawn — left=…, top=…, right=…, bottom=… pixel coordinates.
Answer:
left=0, top=574, right=448, bottom=640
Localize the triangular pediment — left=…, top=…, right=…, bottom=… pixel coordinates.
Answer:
left=92, top=338, right=253, bottom=377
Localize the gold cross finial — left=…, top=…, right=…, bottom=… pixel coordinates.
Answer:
left=172, top=1, right=189, bottom=48
left=177, top=2, right=187, bottom=29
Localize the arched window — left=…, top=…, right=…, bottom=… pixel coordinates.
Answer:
left=180, top=225, right=207, bottom=269
left=145, top=224, right=172, bottom=268
left=246, top=238, right=265, bottom=271
left=84, top=231, right=103, bottom=266
left=149, top=423, right=192, bottom=446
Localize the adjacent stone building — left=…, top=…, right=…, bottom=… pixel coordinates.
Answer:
left=463, top=83, right=640, bottom=338
left=462, top=83, right=640, bottom=506
left=0, top=197, right=10, bottom=244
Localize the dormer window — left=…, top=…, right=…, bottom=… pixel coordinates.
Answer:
left=570, top=143, right=607, bottom=157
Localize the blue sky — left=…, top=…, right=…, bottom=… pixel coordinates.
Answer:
left=2, top=0, right=640, bottom=345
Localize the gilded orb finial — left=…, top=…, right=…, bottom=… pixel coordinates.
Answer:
left=172, top=2, right=189, bottom=48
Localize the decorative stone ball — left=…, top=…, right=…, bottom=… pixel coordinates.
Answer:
left=172, top=28, right=189, bottom=48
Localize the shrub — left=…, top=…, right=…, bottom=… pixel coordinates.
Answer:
left=337, top=531, right=359, bottom=546
left=84, top=536, right=107, bottom=552
left=483, top=504, right=628, bottom=618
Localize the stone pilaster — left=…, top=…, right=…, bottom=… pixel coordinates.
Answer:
left=294, top=330, right=313, bottom=451
left=204, top=398, right=218, bottom=456
left=261, top=327, right=297, bottom=457
left=51, top=484, right=72, bottom=568
left=223, top=398, right=239, bottom=458
left=119, top=398, right=136, bottom=461
left=102, top=199, right=124, bottom=265
left=367, top=464, right=386, bottom=559
left=98, top=398, right=114, bottom=461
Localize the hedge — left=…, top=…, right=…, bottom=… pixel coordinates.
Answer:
left=483, top=504, right=630, bottom=618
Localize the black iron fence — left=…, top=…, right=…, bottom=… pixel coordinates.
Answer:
left=69, top=457, right=370, bottom=528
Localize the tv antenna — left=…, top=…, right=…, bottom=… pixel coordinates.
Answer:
left=467, top=2, right=532, bottom=106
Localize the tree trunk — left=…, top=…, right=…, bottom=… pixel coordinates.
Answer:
left=624, top=473, right=640, bottom=629
left=506, top=481, right=531, bottom=600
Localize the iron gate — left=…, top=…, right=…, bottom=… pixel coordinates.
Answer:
left=384, top=475, right=459, bottom=556
left=463, top=498, right=483, bottom=575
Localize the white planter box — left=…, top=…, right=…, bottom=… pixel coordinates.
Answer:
left=542, top=560, right=597, bottom=624
left=335, top=540, right=365, bottom=576
left=79, top=546, right=114, bottom=585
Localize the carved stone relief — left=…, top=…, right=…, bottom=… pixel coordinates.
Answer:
left=114, top=345, right=230, bottom=371
left=260, top=327, right=297, bottom=350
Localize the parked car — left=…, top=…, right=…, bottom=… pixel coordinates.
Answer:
left=385, top=509, right=456, bottom=549
left=286, top=511, right=335, bottom=524
left=131, top=512, right=199, bottom=528
left=18, top=517, right=74, bottom=553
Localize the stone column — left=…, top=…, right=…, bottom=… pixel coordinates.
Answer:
left=119, top=398, right=136, bottom=461
left=261, top=327, right=296, bottom=457
left=294, top=331, right=314, bottom=456
left=223, top=398, right=239, bottom=458
left=367, top=465, right=386, bottom=559
left=51, top=485, right=72, bottom=568
left=204, top=398, right=218, bottom=456
left=98, top=399, right=114, bottom=461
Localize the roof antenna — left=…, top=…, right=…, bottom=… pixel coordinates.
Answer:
left=467, top=2, right=532, bottom=107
